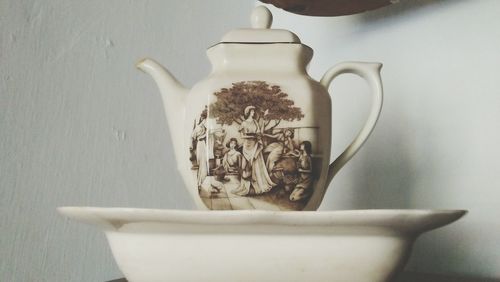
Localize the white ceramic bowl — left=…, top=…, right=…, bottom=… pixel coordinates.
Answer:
left=58, top=207, right=465, bottom=282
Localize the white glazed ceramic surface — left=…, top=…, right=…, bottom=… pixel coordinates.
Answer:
left=58, top=207, right=466, bottom=282
left=136, top=6, right=383, bottom=211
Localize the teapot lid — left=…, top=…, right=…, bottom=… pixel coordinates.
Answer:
left=219, top=6, right=301, bottom=44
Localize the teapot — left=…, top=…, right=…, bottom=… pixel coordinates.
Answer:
left=136, top=6, right=383, bottom=211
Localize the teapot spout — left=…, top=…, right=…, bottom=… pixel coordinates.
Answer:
left=136, top=58, right=188, bottom=163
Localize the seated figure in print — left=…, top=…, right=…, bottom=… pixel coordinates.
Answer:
left=222, top=138, right=242, bottom=175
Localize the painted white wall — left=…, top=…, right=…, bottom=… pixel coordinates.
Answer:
left=0, top=1, right=253, bottom=281
left=1, top=0, right=499, bottom=281
left=264, top=0, right=500, bottom=279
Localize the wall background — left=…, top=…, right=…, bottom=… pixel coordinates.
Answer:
left=1, top=0, right=499, bottom=281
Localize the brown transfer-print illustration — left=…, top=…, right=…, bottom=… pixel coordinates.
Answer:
left=190, top=81, right=320, bottom=210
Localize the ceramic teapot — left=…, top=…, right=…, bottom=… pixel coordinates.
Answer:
left=137, top=6, right=383, bottom=211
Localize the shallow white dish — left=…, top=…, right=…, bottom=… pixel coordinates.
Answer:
left=58, top=207, right=466, bottom=282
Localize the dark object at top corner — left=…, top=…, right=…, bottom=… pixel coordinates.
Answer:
left=258, top=0, right=395, bottom=16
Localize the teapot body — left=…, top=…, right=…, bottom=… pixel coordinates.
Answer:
left=138, top=6, right=383, bottom=211
left=180, top=43, right=332, bottom=211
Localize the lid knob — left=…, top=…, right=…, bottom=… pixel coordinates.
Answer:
left=251, top=6, right=273, bottom=29
left=218, top=5, right=300, bottom=44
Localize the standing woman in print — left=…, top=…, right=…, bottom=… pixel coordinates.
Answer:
left=233, top=105, right=275, bottom=196
left=191, top=108, right=208, bottom=190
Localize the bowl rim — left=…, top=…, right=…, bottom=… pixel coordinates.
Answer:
left=58, top=206, right=467, bottom=233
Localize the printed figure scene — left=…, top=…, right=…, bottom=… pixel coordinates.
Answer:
left=190, top=81, right=321, bottom=210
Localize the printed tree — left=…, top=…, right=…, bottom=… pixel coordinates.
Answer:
left=209, top=81, right=304, bottom=131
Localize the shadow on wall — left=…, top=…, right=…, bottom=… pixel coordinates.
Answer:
left=409, top=224, right=500, bottom=279
left=325, top=0, right=470, bottom=208
left=346, top=121, right=417, bottom=209
left=318, top=0, right=493, bottom=278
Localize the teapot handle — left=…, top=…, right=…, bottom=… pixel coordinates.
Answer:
left=320, top=62, right=383, bottom=186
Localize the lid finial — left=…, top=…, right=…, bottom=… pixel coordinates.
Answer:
left=251, top=6, right=273, bottom=29
left=218, top=5, right=300, bottom=44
